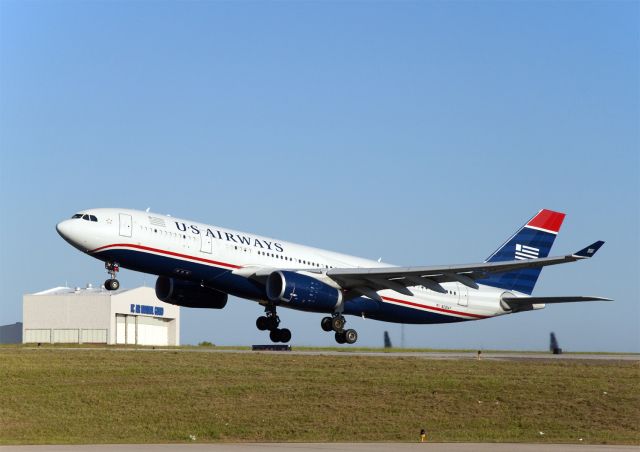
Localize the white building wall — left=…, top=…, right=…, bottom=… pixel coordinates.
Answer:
left=23, top=286, right=180, bottom=346
left=23, top=292, right=111, bottom=343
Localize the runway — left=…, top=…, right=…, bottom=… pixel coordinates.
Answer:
left=1, top=443, right=637, bottom=452
left=251, top=350, right=639, bottom=361
left=26, top=347, right=639, bottom=362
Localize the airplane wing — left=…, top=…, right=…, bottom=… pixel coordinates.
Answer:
left=324, top=241, right=606, bottom=301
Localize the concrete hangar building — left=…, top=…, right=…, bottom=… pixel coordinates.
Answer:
left=23, top=286, right=180, bottom=346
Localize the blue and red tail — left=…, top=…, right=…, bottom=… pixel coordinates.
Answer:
left=477, top=209, right=566, bottom=295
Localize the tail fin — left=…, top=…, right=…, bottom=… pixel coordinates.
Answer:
left=477, top=209, right=566, bottom=295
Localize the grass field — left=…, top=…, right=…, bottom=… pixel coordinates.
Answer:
left=0, top=347, right=638, bottom=445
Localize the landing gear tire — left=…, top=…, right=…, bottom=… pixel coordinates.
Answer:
left=269, top=328, right=292, bottom=343
left=331, top=315, right=346, bottom=332
left=279, top=328, right=292, bottom=343
left=104, top=278, right=120, bottom=291
left=321, top=316, right=333, bottom=332
left=327, top=314, right=354, bottom=344
left=260, top=304, right=291, bottom=343
left=344, top=329, right=358, bottom=344
left=256, top=316, right=269, bottom=331
left=104, top=262, right=120, bottom=291
left=270, top=329, right=282, bottom=343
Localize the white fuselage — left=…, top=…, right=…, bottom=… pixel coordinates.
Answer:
left=57, top=208, right=524, bottom=324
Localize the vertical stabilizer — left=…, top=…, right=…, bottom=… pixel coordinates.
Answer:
left=477, top=209, right=566, bottom=295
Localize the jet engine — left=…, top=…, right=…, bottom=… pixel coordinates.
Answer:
left=266, top=270, right=342, bottom=312
left=155, top=276, right=228, bottom=309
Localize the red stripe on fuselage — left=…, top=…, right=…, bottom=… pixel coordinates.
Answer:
left=91, top=243, right=242, bottom=269
left=380, top=295, right=489, bottom=319
left=92, top=243, right=488, bottom=320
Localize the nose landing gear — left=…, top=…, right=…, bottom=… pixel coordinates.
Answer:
left=104, top=262, right=120, bottom=291
left=256, top=304, right=291, bottom=343
left=321, top=314, right=357, bottom=345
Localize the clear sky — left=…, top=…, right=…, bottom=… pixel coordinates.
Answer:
left=1, top=1, right=638, bottom=352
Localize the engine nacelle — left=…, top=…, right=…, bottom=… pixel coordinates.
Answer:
left=155, top=276, right=228, bottom=309
left=266, top=270, right=342, bottom=313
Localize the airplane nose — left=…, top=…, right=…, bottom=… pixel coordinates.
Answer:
left=56, top=219, right=87, bottom=251
left=56, top=220, right=71, bottom=239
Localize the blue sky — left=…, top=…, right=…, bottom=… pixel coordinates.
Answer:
left=1, top=1, right=638, bottom=351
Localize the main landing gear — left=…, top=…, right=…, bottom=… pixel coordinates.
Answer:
left=256, top=304, right=291, bottom=343
left=321, top=314, right=358, bottom=345
left=104, top=261, right=120, bottom=291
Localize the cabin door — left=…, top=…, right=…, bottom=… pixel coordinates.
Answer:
left=119, top=214, right=132, bottom=237
left=201, top=234, right=213, bottom=254
left=457, top=284, right=469, bottom=307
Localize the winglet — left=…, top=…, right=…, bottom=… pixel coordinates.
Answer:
left=574, top=241, right=605, bottom=258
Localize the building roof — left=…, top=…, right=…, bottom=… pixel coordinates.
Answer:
left=31, top=285, right=144, bottom=296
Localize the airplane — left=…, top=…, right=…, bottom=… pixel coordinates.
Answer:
left=56, top=208, right=610, bottom=344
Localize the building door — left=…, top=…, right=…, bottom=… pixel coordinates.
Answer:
left=24, top=329, right=51, bottom=343
left=137, top=317, right=169, bottom=346
left=126, top=316, right=136, bottom=344
left=116, top=315, right=126, bottom=344
left=119, top=213, right=132, bottom=237
left=201, top=234, right=213, bottom=254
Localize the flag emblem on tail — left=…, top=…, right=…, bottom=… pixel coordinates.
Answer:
left=515, top=244, right=539, bottom=260
left=479, top=209, right=565, bottom=294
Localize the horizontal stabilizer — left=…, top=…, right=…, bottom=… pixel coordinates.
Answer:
left=502, top=296, right=612, bottom=304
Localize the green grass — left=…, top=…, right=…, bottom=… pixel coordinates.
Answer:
left=0, top=348, right=638, bottom=445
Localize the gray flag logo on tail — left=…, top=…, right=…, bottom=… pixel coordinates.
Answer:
left=515, top=244, right=539, bottom=260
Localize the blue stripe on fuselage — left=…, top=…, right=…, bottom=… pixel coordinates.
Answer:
left=95, top=247, right=472, bottom=325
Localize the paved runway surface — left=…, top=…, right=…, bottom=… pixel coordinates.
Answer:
left=29, top=347, right=639, bottom=362
left=1, top=443, right=637, bottom=452
left=247, top=350, right=639, bottom=361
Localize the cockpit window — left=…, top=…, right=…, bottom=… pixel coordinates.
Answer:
left=72, top=213, right=97, bottom=221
